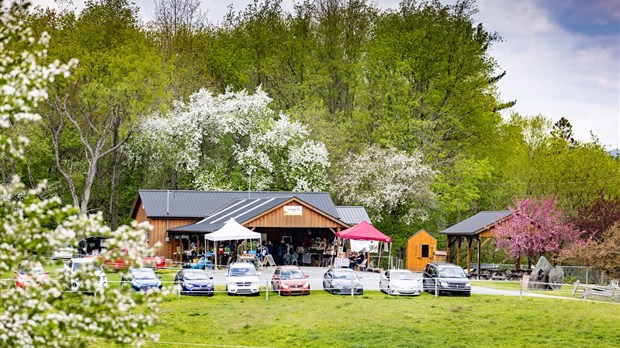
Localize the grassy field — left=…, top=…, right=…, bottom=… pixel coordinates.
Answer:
left=6, top=265, right=618, bottom=347
left=144, top=290, right=620, bottom=348
left=471, top=280, right=587, bottom=298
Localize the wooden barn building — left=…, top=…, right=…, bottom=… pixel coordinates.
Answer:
left=130, top=190, right=370, bottom=262
left=405, top=229, right=437, bottom=272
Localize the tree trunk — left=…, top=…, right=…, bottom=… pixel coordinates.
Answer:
left=108, top=120, right=121, bottom=229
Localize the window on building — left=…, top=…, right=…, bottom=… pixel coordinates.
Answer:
left=421, top=244, right=429, bottom=258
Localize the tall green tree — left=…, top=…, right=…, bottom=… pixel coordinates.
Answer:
left=35, top=0, right=169, bottom=225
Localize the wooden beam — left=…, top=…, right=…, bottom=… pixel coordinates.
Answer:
left=467, top=236, right=472, bottom=275
left=477, top=236, right=481, bottom=280
left=456, top=237, right=461, bottom=267
left=446, top=236, right=451, bottom=263
left=481, top=238, right=492, bottom=248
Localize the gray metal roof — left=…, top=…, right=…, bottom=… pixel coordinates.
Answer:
left=441, top=211, right=512, bottom=236
left=136, top=190, right=341, bottom=219
left=335, top=206, right=372, bottom=225
left=170, top=197, right=291, bottom=233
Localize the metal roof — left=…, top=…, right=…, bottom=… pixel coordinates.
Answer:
left=441, top=211, right=512, bottom=236
left=136, top=190, right=341, bottom=219
left=335, top=206, right=372, bottom=225
left=170, top=197, right=291, bottom=233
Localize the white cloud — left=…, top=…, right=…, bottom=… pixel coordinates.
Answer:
left=475, top=0, right=619, bottom=149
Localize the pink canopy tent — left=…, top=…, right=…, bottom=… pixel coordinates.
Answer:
left=336, top=221, right=392, bottom=242
left=335, top=221, right=394, bottom=269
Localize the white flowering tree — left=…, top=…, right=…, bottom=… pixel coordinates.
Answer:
left=0, top=2, right=161, bottom=347
left=129, top=87, right=330, bottom=191
left=332, top=145, right=437, bottom=224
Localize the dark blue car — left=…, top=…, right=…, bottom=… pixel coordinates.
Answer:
left=123, top=268, right=162, bottom=292
left=174, top=269, right=214, bottom=296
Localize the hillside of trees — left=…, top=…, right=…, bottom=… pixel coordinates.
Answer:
left=6, top=0, right=619, bottom=259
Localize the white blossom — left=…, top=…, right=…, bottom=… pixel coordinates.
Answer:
left=0, top=4, right=162, bottom=347
left=332, top=145, right=437, bottom=223
left=129, top=87, right=330, bottom=191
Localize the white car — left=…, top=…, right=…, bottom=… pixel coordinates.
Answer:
left=226, top=262, right=260, bottom=296
left=379, top=269, right=421, bottom=296
left=65, top=258, right=108, bottom=292
left=52, top=246, right=75, bottom=260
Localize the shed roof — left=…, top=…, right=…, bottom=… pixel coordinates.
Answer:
left=133, top=190, right=340, bottom=219
left=335, top=206, right=372, bottom=225
left=407, top=229, right=437, bottom=241
left=441, top=211, right=512, bottom=236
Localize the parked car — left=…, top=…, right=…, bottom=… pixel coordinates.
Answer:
left=323, top=268, right=363, bottom=295
left=15, top=261, right=49, bottom=288
left=379, top=269, right=421, bottom=296
left=271, top=265, right=310, bottom=296
left=51, top=246, right=75, bottom=260
left=226, top=262, right=260, bottom=296
left=65, top=258, right=108, bottom=292
left=104, top=248, right=165, bottom=270
left=422, top=263, right=471, bottom=296
left=174, top=269, right=214, bottom=296
left=122, top=268, right=162, bottom=292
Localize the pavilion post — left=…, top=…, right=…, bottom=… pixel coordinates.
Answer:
left=456, top=237, right=461, bottom=267
left=446, top=236, right=451, bottom=263
left=477, top=236, right=481, bottom=280
left=466, top=236, right=472, bottom=275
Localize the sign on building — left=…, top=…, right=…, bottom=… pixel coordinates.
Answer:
left=283, top=206, right=302, bottom=215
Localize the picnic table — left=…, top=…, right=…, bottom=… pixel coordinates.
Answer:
left=472, top=267, right=531, bottom=281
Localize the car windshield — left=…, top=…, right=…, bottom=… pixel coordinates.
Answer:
left=281, top=270, right=304, bottom=280
left=332, top=271, right=356, bottom=280
left=72, top=261, right=92, bottom=271
left=391, top=272, right=415, bottom=280
left=439, top=267, right=466, bottom=278
left=132, top=269, right=156, bottom=279
left=184, top=271, right=209, bottom=280
left=19, top=267, right=45, bottom=276
left=230, top=267, right=256, bottom=277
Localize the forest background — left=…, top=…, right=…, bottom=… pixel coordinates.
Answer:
left=6, top=0, right=619, bottom=263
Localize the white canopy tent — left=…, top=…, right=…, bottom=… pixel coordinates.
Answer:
left=204, top=218, right=261, bottom=269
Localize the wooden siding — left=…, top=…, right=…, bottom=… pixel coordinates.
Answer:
left=406, top=230, right=437, bottom=272
left=245, top=200, right=346, bottom=229
left=133, top=198, right=349, bottom=260
left=134, top=201, right=198, bottom=260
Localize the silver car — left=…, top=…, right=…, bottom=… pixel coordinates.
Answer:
left=379, top=269, right=421, bottom=296
left=323, top=268, right=363, bottom=295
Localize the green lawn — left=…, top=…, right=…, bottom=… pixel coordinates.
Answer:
left=7, top=265, right=618, bottom=347
left=142, top=290, right=620, bottom=348
left=471, top=280, right=588, bottom=298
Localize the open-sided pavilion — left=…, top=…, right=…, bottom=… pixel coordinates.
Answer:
left=440, top=211, right=512, bottom=277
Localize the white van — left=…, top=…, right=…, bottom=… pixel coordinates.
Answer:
left=65, top=257, right=108, bottom=292
left=226, top=262, right=260, bottom=296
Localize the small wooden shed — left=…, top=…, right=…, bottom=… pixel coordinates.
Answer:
left=406, top=230, right=437, bottom=272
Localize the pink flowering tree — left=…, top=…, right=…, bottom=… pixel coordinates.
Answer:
left=494, top=196, right=583, bottom=269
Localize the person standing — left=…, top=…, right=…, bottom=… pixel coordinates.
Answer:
left=275, top=240, right=285, bottom=265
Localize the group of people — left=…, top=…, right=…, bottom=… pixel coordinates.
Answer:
left=256, top=240, right=296, bottom=265
left=349, top=249, right=366, bottom=270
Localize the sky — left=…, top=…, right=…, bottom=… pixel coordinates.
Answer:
left=27, top=0, right=620, bottom=150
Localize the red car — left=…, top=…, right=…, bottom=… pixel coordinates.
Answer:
left=103, top=248, right=165, bottom=270
left=15, top=261, right=49, bottom=288
left=271, top=265, right=310, bottom=296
